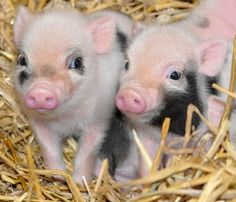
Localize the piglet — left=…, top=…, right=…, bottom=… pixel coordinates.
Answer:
left=13, top=6, right=136, bottom=183
left=116, top=24, right=235, bottom=176
left=182, top=0, right=236, bottom=41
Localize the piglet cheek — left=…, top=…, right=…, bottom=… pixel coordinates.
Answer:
left=146, top=88, right=159, bottom=112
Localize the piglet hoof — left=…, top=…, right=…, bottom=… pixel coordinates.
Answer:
left=72, top=171, right=93, bottom=185
left=45, top=162, right=66, bottom=182
left=52, top=174, right=66, bottom=182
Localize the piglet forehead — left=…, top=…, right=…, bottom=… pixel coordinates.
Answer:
left=128, top=26, right=196, bottom=71
left=22, top=9, right=91, bottom=67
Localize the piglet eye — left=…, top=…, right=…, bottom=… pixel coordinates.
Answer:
left=69, top=57, right=84, bottom=72
left=124, top=60, right=129, bottom=71
left=168, top=70, right=182, bottom=80
left=17, top=54, right=27, bottom=66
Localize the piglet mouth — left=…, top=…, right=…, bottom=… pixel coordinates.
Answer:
left=35, top=108, right=53, bottom=113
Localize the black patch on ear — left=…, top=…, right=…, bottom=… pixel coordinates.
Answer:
left=205, top=76, right=219, bottom=95
left=99, top=109, right=131, bottom=176
left=149, top=71, right=204, bottom=136
left=116, top=30, right=128, bottom=52
left=19, top=71, right=30, bottom=85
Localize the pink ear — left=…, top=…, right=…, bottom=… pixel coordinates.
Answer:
left=197, top=39, right=228, bottom=76
left=14, top=6, right=33, bottom=46
left=207, top=96, right=225, bottom=127
left=88, top=17, right=116, bottom=54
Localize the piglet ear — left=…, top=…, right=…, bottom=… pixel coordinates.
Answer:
left=88, top=17, right=116, bottom=54
left=197, top=39, right=228, bottom=76
left=14, top=6, right=33, bottom=46
left=207, top=96, right=225, bottom=128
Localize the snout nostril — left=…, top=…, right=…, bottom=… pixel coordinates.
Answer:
left=134, top=99, right=140, bottom=104
left=28, top=96, right=36, bottom=104
left=46, top=97, right=53, bottom=102
left=117, top=95, right=125, bottom=104
left=118, top=95, right=124, bottom=100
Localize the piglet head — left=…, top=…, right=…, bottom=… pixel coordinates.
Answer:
left=13, top=6, right=116, bottom=116
left=116, top=26, right=198, bottom=123
left=116, top=26, right=229, bottom=125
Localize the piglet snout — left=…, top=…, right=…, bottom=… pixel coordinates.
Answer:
left=116, top=89, right=146, bottom=113
left=25, top=86, right=58, bottom=111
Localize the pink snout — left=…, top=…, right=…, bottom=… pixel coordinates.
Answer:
left=116, top=89, right=146, bottom=114
left=25, top=86, right=58, bottom=111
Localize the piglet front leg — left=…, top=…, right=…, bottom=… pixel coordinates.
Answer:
left=32, top=121, right=65, bottom=173
left=73, top=128, right=105, bottom=183
left=134, top=126, right=160, bottom=177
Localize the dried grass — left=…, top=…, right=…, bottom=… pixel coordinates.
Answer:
left=0, top=0, right=236, bottom=201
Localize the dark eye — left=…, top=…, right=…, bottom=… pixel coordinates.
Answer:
left=17, top=54, right=27, bottom=66
left=69, top=57, right=84, bottom=72
left=124, top=60, right=129, bottom=71
left=169, top=70, right=182, bottom=80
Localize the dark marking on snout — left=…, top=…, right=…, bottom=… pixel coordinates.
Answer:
left=117, top=30, right=128, bottom=52
left=19, top=71, right=30, bottom=85
left=99, top=109, right=131, bottom=176
left=39, top=65, right=56, bottom=78
left=149, top=61, right=204, bottom=136
left=195, top=17, right=210, bottom=28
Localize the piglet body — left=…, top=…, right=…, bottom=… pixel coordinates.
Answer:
left=116, top=23, right=235, bottom=177
left=13, top=6, right=136, bottom=183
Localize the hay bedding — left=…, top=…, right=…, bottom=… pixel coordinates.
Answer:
left=0, top=0, right=236, bottom=201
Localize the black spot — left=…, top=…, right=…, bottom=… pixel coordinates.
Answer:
left=17, top=54, right=28, bottom=66
left=99, top=109, right=131, bottom=176
left=195, top=17, right=210, bottom=28
left=19, top=71, right=30, bottom=85
left=149, top=71, right=204, bottom=136
left=117, top=30, right=128, bottom=52
left=205, top=76, right=219, bottom=95
left=124, top=60, right=129, bottom=71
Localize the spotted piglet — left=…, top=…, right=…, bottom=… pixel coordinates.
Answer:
left=116, top=24, right=235, bottom=176
left=182, top=0, right=236, bottom=41
left=13, top=6, right=136, bottom=183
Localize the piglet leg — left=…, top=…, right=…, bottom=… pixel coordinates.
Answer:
left=73, top=129, right=104, bottom=183
left=137, top=132, right=159, bottom=177
left=32, top=121, right=65, bottom=172
left=207, top=95, right=226, bottom=128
